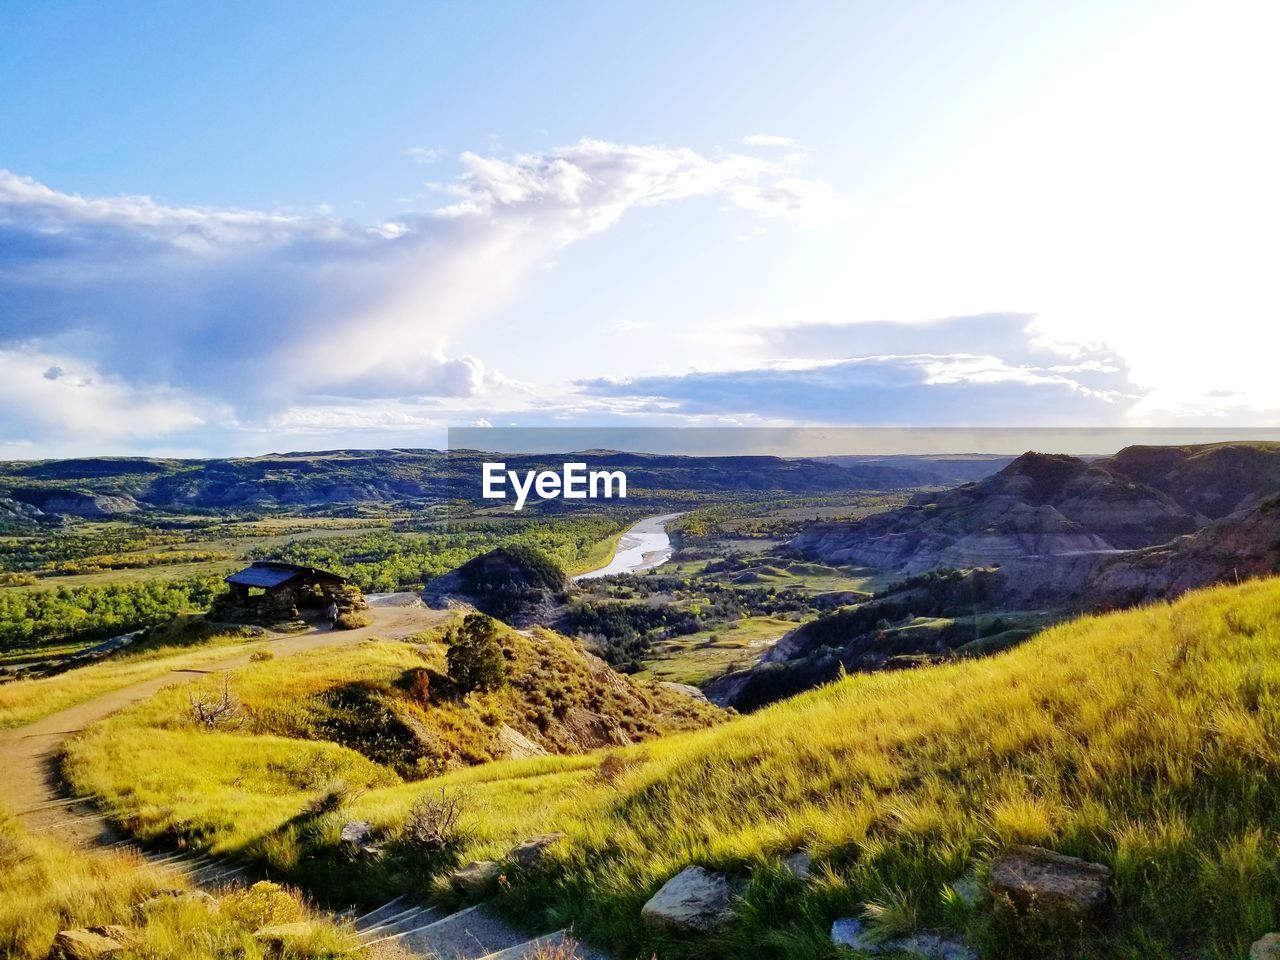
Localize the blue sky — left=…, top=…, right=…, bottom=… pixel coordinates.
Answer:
left=1, top=0, right=1277, bottom=456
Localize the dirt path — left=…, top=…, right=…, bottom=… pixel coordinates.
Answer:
left=0, top=600, right=451, bottom=843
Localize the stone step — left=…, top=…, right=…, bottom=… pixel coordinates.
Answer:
left=394, top=904, right=539, bottom=959
left=359, top=906, right=447, bottom=944
left=479, top=929, right=609, bottom=960
left=353, top=896, right=408, bottom=930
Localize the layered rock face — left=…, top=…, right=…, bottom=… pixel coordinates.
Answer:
left=790, top=452, right=1196, bottom=573
left=1100, top=441, right=1280, bottom=520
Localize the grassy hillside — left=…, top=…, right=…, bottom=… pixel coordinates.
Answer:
left=0, top=806, right=357, bottom=960
left=66, top=577, right=1280, bottom=958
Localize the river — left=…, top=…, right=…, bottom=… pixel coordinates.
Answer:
left=573, top=512, right=682, bottom=580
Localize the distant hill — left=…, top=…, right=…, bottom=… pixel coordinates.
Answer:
left=817, top=453, right=1017, bottom=484
left=790, top=451, right=1198, bottom=572
left=0, top=448, right=938, bottom=515
left=1099, top=441, right=1280, bottom=519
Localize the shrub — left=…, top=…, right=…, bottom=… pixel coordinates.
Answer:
left=336, top=610, right=372, bottom=630
left=222, top=881, right=303, bottom=929
left=249, top=648, right=274, bottom=662
left=446, top=614, right=507, bottom=693
left=187, top=677, right=241, bottom=729
left=402, top=788, right=467, bottom=854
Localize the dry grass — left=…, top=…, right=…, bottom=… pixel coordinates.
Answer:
left=0, top=806, right=357, bottom=959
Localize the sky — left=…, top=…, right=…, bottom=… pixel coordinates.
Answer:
left=1, top=0, right=1277, bottom=457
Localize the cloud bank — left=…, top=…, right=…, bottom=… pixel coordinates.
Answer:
left=578, top=313, right=1146, bottom=426
left=0, top=140, right=832, bottom=450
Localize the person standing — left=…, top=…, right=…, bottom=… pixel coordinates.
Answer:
left=325, top=599, right=339, bottom=629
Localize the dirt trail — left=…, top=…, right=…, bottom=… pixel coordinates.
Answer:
left=0, top=600, right=450, bottom=843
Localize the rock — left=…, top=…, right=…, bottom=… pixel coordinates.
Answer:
left=339, top=820, right=384, bottom=859
left=450, top=859, right=502, bottom=896
left=1251, top=933, right=1280, bottom=960
left=497, top=724, right=549, bottom=759
left=340, top=820, right=374, bottom=845
left=641, top=866, right=737, bottom=933
left=254, top=921, right=315, bottom=946
left=48, top=926, right=136, bottom=959
left=507, top=833, right=567, bottom=867
left=950, top=874, right=982, bottom=908
left=989, top=845, right=1110, bottom=916
left=830, top=919, right=976, bottom=959
left=782, top=851, right=813, bottom=881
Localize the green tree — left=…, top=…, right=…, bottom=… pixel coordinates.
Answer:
left=446, top=613, right=507, bottom=693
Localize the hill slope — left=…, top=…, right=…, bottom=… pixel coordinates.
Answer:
left=67, top=577, right=1280, bottom=959
left=790, top=451, right=1197, bottom=572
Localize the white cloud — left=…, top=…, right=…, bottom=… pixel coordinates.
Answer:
left=0, top=139, right=837, bottom=450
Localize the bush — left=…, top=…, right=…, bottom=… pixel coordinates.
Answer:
left=249, top=648, right=274, bottom=662
left=401, top=788, right=467, bottom=854
left=446, top=614, right=507, bottom=693
left=336, top=610, right=371, bottom=630
left=222, top=881, right=302, bottom=929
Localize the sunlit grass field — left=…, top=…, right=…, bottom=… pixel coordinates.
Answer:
left=65, top=578, right=1280, bottom=959
left=0, top=805, right=358, bottom=960
left=635, top=614, right=799, bottom=685
left=0, top=628, right=264, bottom=728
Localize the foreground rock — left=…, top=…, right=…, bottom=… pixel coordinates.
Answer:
left=48, top=926, right=136, bottom=959
left=988, top=845, right=1111, bottom=916
left=1251, top=933, right=1280, bottom=960
left=451, top=859, right=503, bottom=896
left=830, top=918, right=976, bottom=960
left=507, top=833, right=567, bottom=867
left=641, top=866, right=737, bottom=933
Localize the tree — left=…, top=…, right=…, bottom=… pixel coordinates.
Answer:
left=446, top=613, right=507, bottom=693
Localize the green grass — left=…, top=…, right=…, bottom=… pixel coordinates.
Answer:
left=64, top=577, right=1280, bottom=958
left=0, top=805, right=358, bottom=959
left=636, top=615, right=799, bottom=685
left=0, top=626, right=264, bottom=728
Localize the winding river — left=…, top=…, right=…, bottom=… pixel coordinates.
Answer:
left=574, top=512, right=682, bottom=580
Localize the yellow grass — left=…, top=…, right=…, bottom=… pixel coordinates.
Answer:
left=0, top=633, right=265, bottom=728
left=0, top=805, right=357, bottom=959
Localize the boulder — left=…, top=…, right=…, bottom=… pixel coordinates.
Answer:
left=340, top=820, right=373, bottom=845
left=497, top=724, right=549, bottom=759
left=989, top=845, right=1110, bottom=916
left=48, top=926, right=135, bottom=959
left=339, top=819, right=384, bottom=860
left=1251, top=934, right=1280, bottom=960
left=782, top=851, right=813, bottom=881
left=450, top=859, right=502, bottom=896
left=641, top=866, right=737, bottom=933
left=950, top=873, right=982, bottom=909
left=507, top=833, right=567, bottom=868
left=831, top=919, right=976, bottom=960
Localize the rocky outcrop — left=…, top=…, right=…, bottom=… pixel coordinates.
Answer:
left=1101, top=441, right=1280, bottom=520
left=8, top=488, right=138, bottom=518
left=450, top=860, right=502, bottom=896
left=640, top=866, right=738, bottom=933
left=830, top=919, right=976, bottom=959
left=995, top=497, right=1280, bottom=607
left=48, top=926, right=136, bottom=959
left=988, top=845, right=1111, bottom=917
left=789, top=452, right=1196, bottom=573
left=507, top=833, right=567, bottom=868
left=1251, top=933, right=1280, bottom=960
